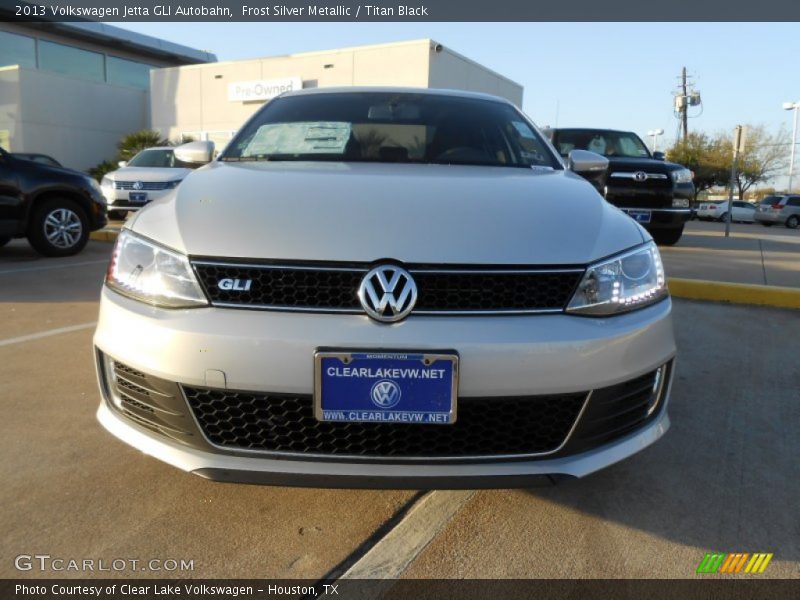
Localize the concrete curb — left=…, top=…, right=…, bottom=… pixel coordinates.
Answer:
left=85, top=229, right=800, bottom=310
left=669, top=278, right=800, bottom=310
left=89, top=230, right=119, bottom=242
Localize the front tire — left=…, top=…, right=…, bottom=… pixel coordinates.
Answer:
left=786, top=215, right=799, bottom=229
left=651, top=226, right=684, bottom=246
left=717, top=212, right=729, bottom=222
left=28, top=198, right=89, bottom=257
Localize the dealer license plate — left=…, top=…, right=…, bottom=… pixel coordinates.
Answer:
left=129, top=192, right=148, bottom=203
left=624, top=209, right=652, bottom=224
left=314, top=351, right=458, bottom=425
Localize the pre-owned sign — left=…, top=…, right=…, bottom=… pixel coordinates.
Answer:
left=228, top=77, right=302, bottom=102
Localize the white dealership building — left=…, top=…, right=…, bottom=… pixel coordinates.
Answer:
left=150, top=39, right=524, bottom=151
left=0, top=22, right=215, bottom=170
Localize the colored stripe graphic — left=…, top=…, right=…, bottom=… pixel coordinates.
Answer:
left=697, top=553, right=726, bottom=573
left=698, top=552, right=773, bottom=574
left=744, top=553, right=774, bottom=574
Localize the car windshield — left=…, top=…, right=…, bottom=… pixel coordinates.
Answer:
left=554, top=130, right=651, bottom=159
left=128, top=149, right=184, bottom=168
left=759, top=195, right=782, bottom=204
left=221, top=92, right=559, bottom=169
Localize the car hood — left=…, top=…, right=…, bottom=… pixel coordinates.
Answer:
left=128, top=161, right=645, bottom=265
left=106, top=166, right=191, bottom=182
left=606, top=157, right=684, bottom=173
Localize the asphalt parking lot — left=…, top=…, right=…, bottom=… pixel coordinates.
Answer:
left=1, top=237, right=798, bottom=580
left=660, top=220, right=800, bottom=287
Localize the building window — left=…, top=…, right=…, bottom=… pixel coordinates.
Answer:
left=0, top=31, right=36, bottom=69
left=107, top=56, right=152, bottom=89
left=38, top=40, right=104, bottom=83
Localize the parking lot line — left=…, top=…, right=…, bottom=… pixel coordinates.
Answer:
left=0, top=259, right=108, bottom=276
left=0, top=322, right=97, bottom=347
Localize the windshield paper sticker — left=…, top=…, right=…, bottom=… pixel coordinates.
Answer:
left=244, top=122, right=351, bottom=156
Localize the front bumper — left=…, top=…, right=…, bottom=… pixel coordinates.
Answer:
left=104, top=190, right=173, bottom=211
left=94, top=287, right=676, bottom=487
left=625, top=208, right=691, bottom=229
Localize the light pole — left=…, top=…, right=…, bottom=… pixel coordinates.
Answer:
left=783, top=101, right=800, bottom=193
left=647, top=128, right=665, bottom=153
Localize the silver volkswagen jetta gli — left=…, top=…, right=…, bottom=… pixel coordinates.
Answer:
left=94, top=88, right=676, bottom=488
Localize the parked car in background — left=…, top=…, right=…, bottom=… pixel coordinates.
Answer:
left=548, top=128, right=694, bottom=246
left=11, top=153, right=63, bottom=168
left=100, top=147, right=199, bottom=219
left=696, top=200, right=756, bottom=223
left=754, top=195, right=800, bottom=229
left=0, top=146, right=107, bottom=255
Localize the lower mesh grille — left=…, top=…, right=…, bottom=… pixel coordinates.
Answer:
left=183, top=388, right=588, bottom=459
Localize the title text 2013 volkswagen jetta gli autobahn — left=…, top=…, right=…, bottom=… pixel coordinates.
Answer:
left=94, top=88, right=676, bottom=488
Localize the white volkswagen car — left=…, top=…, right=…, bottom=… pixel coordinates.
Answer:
left=100, top=147, right=194, bottom=219
left=94, top=88, right=676, bottom=488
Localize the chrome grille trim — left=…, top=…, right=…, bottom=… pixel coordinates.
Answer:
left=191, top=259, right=586, bottom=315
left=609, top=172, right=669, bottom=180
left=115, top=181, right=172, bottom=190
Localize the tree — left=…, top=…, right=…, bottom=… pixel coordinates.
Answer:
left=666, top=133, right=728, bottom=200
left=719, top=125, right=789, bottom=200
left=116, top=129, right=170, bottom=162
left=87, top=160, right=118, bottom=182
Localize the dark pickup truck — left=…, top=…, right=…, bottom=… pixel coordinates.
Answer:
left=549, top=128, right=694, bottom=245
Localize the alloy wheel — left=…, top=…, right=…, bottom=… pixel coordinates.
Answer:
left=43, top=208, right=83, bottom=249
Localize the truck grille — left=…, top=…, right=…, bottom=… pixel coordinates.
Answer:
left=191, top=261, right=584, bottom=314
left=184, top=388, right=588, bottom=459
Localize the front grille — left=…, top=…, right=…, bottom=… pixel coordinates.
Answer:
left=184, top=388, right=588, bottom=459
left=115, top=181, right=172, bottom=191
left=103, top=354, right=672, bottom=462
left=192, top=261, right=584, bottom=314
left=564, top=363, right=670, bottom=454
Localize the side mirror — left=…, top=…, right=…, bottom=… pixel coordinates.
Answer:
left=652, top=151, right=665, bottom=161
left=174, top=141, right=215, bottom=165
left=567, top=149, right=608, bottom=174
left=117, top=161, right=127, bottom=168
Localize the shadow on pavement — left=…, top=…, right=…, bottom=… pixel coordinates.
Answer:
left=526, top=299, right=800, bottom=561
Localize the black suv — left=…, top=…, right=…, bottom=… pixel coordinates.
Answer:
left=549, top=128, right=694, bottom=245
left=0, top=147, right=107, bottom=256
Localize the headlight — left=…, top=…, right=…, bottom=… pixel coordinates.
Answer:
left=567, top=242, right=667, bottom=316
left=101, top=176, right=114, bottom=190
left=164, top=179, right=183, bottom=189
left=672, top=169, right=693, bottom=184
left=106, top=230, right=207, bottom=308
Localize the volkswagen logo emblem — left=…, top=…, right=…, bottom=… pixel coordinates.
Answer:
left=633, top=171, right=648, bottom=182
left=132, top=181, right=144, bottom=190
left=358, top=265, right=418, bottom=323
left=370, top=380, right=402, bottom=409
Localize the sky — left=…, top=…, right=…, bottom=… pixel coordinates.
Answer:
left=115, top=21, right=799, bottom=180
